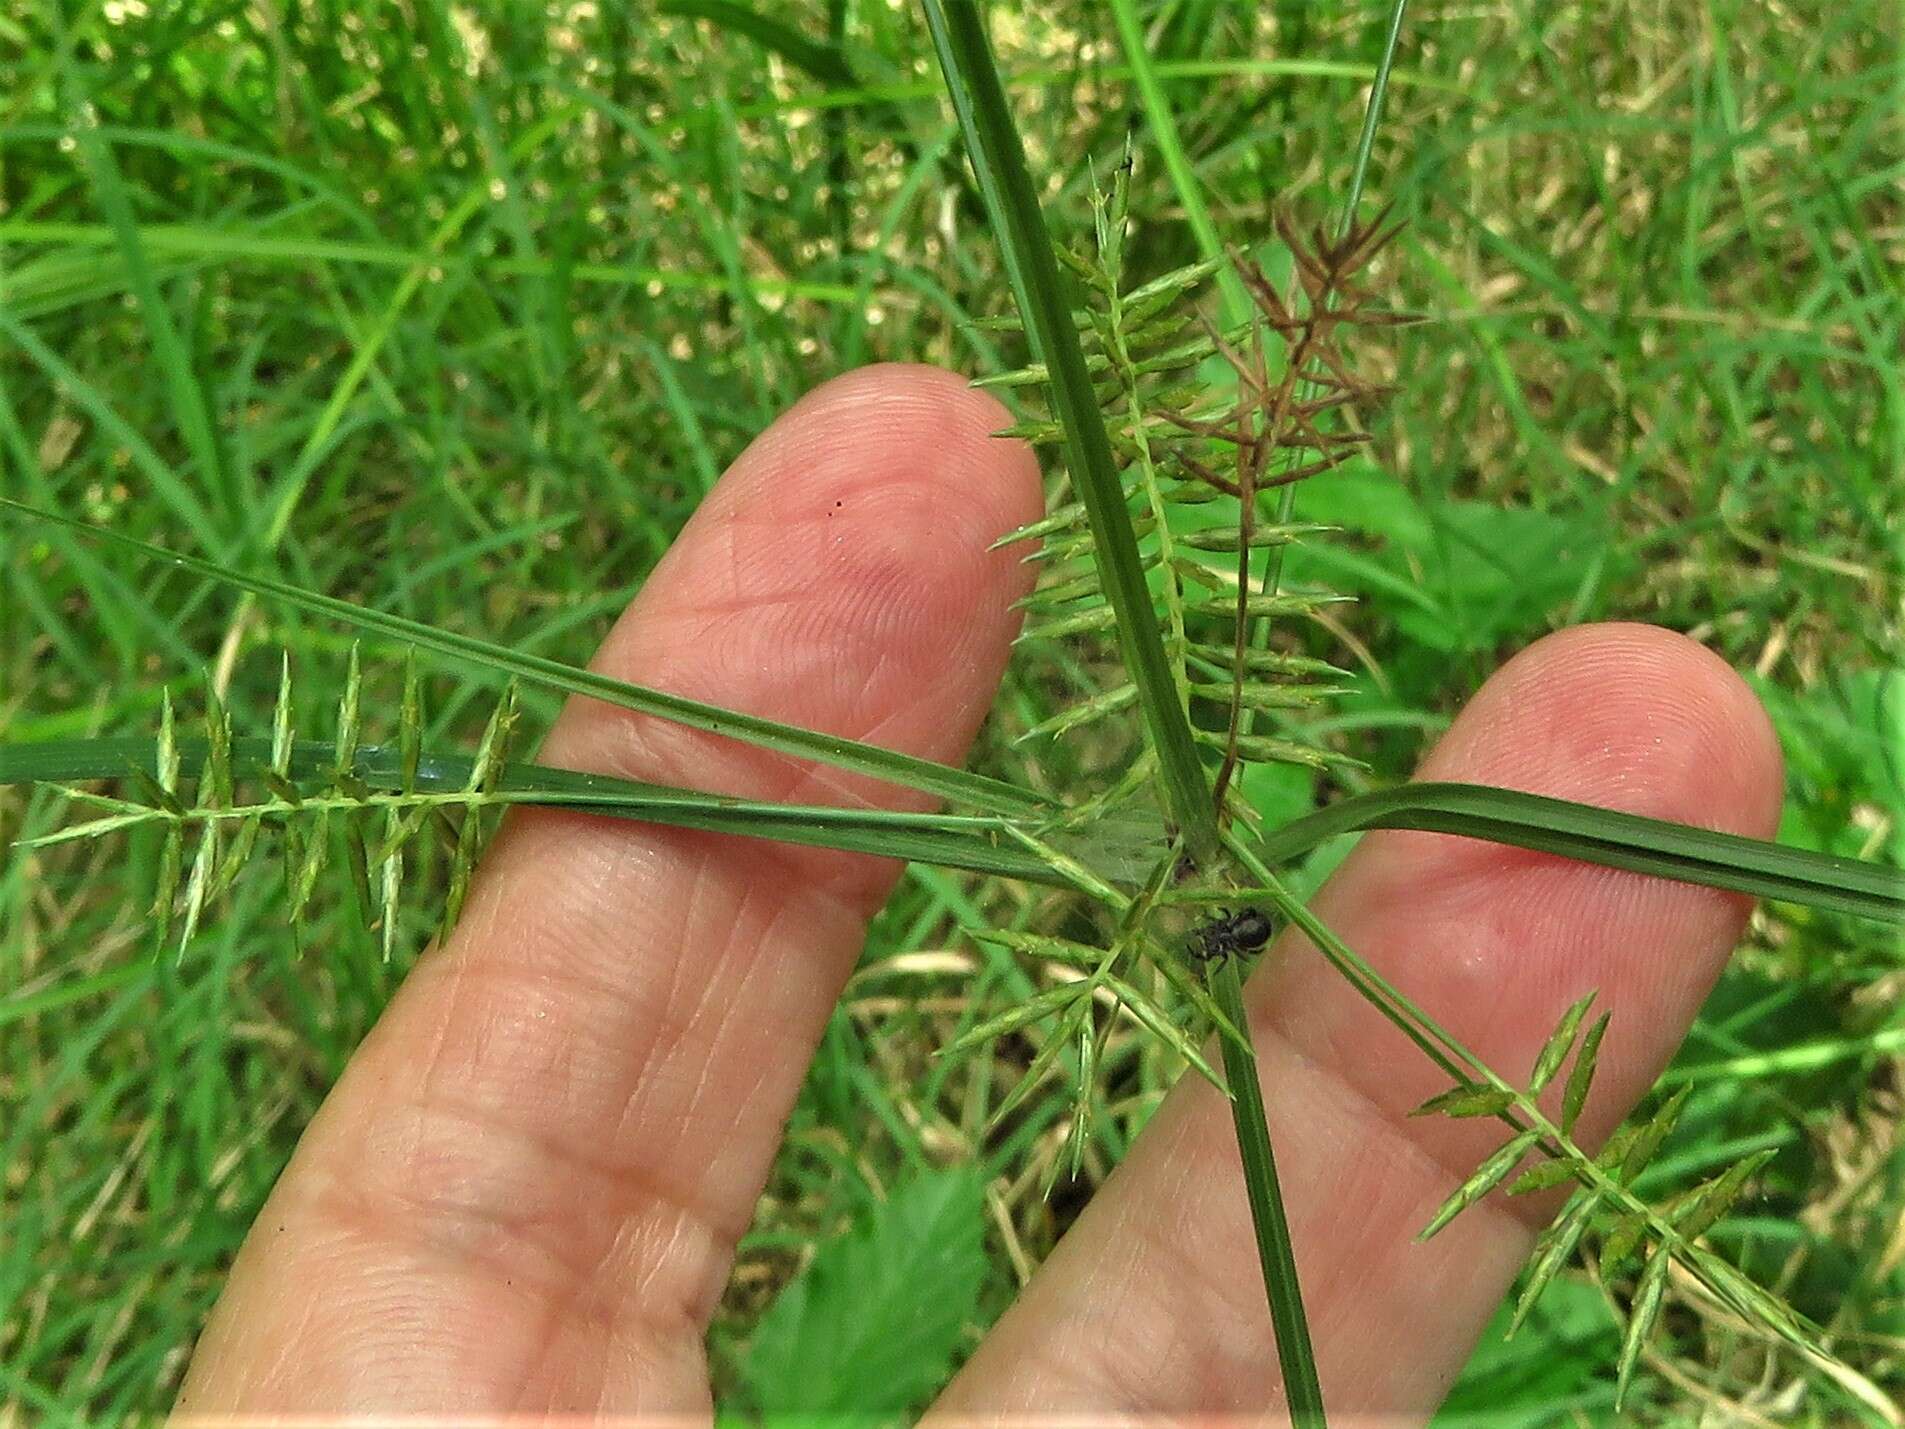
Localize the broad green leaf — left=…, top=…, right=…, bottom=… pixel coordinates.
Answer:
left=738, top=1170, right=986, bottom=1416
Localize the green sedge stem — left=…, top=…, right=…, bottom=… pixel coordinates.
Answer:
left=1209, top=955, right=1327, bottom=1427
left=921, top=0, right=1220, bottom=864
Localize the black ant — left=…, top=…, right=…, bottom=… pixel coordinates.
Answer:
left=1186, top=905, right=1276, bottom=964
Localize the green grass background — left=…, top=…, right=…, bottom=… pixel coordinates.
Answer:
left=1, top=0, right=1900, bottom=1420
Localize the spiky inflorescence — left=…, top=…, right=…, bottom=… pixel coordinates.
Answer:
left=978, top=168, right=1405, bottom=824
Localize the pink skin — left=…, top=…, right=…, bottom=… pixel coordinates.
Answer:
left=174, top=364, right=1781, bottom=1422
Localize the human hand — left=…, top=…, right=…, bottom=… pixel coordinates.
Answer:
left=173, top=364, right=1781, bottom=1421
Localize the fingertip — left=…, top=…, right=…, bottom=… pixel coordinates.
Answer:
left=1418, top=621, right=1784, bottom=840
left=543, top=362, right=1045, bottom=821
left=725, top=362, right=1044, bottom=555
left=1269, top=620, right=1787, bottom=1166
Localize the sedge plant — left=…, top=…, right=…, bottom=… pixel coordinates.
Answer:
left=1, top=1, right=1901, bottom=1423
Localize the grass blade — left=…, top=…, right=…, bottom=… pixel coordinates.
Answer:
left=0, top=498, right=1045, bottom=817
left=61, top=65, right=228, bottom=517
left=1341, top=0, right=1413, bottom=223
left=1105, top=0, right=1249, bottom=320
left=1255, top=781, right=1905, bottom=924
left=659, top=0, right=855, bottom=87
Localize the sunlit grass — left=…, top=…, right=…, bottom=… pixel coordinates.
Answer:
left=0, top=1, right=1898, bottom=1420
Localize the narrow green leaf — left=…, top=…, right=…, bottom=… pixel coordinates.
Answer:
left=0, top=499, right=1046, bottom=817
left=1256, top=781, right=1905, bottom=925
left=1615, top=1247, right=1672, bottom=1410
left=1530, top=990, right=1597, bottom=1095
left=63, top=86, right=228, bottom=527
left=1206, top=954, right=1325, bottom=1425
left=657, top=0, right=855, bottom=87
left=0, top=732, right=1071, bottom=890
left=1419, top=1129, right=1541, bottom=1241
left=1562, top=1011, right=1610, bottom=1136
